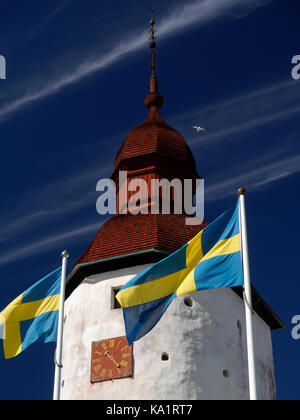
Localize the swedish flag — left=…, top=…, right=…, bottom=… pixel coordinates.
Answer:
left=116, top=203, right=244, bottom=344
left=0, top=267, right=62, bottom=359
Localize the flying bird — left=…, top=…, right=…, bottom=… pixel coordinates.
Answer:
left=193, top=125, right=206, bottom=132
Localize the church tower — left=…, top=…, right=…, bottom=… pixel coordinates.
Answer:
left=60, top=14, right=284, bottom=400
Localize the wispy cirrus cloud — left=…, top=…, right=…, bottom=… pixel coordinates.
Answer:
left=170, top=78, right=300, bottom=201
left=205, top=153, right=300, bottom=202
left=2, top=76, right=299, bottom=265
left=0, top=0, right=272, bottom=122
left=172, top=81, right=300, bottom=201
left=0, top=162, right=111, bottom=266
left=158, top=0, right=272, bottom=39
left=0, top=221, right=105, bottom=266
left=3, top=146, right=296, bottom=266
left=0, top=164, right=111, bottom=245
left=2, top=149, right=296, bottom=266
left=172, top=79, right=300, bottom=146
left=0, top=0, right=278, bottom=266
left=21, top=0, right=69, bottom=44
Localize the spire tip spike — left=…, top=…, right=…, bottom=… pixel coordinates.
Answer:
left=149, top=8, right=157, bottom=75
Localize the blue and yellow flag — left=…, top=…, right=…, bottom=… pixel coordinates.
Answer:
left=0, top=267, right=62, bottom=359
left=116, top=203, right=244, bottom=344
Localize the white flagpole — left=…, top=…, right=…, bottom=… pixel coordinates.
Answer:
left=238, top=188, right=258, bottom=401
left=53, top=250, right=69, bottom=401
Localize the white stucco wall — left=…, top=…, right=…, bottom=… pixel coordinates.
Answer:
left=60, top=264, right=276, bottom=400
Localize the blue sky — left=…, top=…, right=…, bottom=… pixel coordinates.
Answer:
left=0, top=0, right=299, bottom=400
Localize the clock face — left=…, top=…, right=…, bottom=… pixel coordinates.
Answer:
left=90, top=336, right=133, bottom=383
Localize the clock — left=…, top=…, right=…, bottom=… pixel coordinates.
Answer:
left=90, top=336, right=133, bottom=383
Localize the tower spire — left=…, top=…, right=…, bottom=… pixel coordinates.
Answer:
left=144, top=8, right=164, bottom=109
left=149, top=8, right=157, bottom=76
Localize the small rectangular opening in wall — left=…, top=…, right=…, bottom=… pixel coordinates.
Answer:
left=111, top=287, right=122, bottom=310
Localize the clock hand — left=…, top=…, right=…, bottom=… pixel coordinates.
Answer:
left=104, top=351, right=120, bottom=368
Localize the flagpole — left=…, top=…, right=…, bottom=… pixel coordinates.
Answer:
left=238, top=188, right=258, bottom=401
left=53, top=250, right=69, bottom=401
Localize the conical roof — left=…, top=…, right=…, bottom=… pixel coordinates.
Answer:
left=114, top=75, right=197, bottom=173
left=74, top=70, right=206, bottom=266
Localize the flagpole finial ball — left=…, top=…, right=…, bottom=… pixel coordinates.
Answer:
left=237, top=187, right=246, bottom=196
left=62, top=250, right=69, bottom=259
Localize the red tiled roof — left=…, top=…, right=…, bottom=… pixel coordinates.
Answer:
left=114, top=107, right=196, bottom=171
left=114, top=74, right=196, bottom=172
left=74, top=74, right=205, bottom=267
left=76, top=214, right=208, bottom=265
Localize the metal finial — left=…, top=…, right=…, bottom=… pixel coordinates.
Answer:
left=149, top=8, right=157, bottom=74
left=61, top=250, right=69, bottom=258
